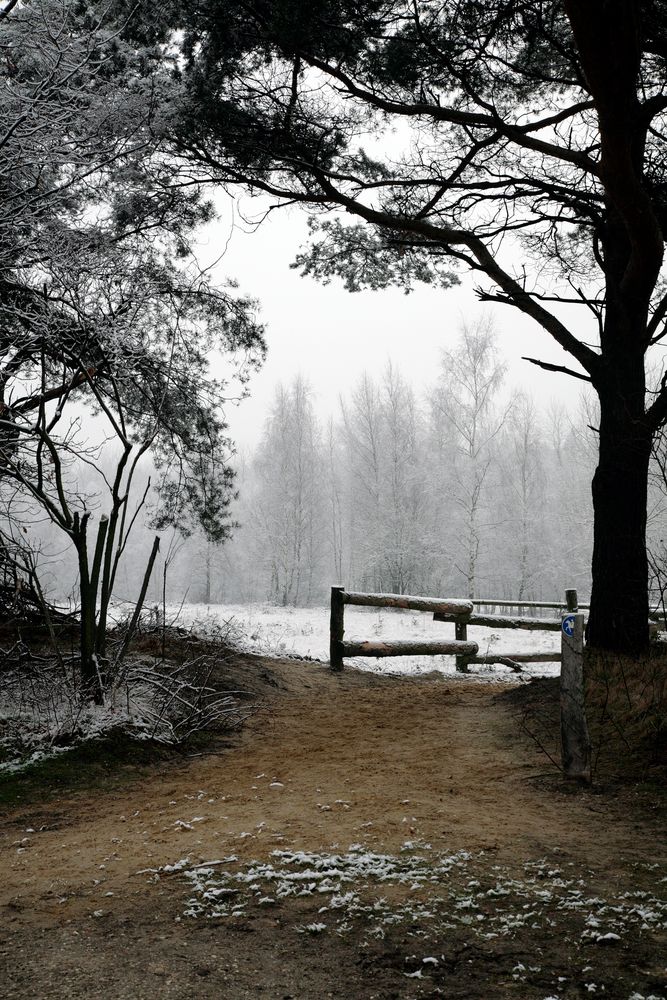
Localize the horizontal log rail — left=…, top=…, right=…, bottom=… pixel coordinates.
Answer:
left=433, top=611, right=561, bottom=631
left=471, top=598, right=590, bottom=611
left=467, top=651, right=561, bottom=673
left=342, top=639, right=479, bottom=659
left=471, top=651, right=561, bottom=662
left=343, top=591, right=473, bottom=616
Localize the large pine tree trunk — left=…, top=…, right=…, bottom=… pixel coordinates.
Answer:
left=587, top=380, right=652, bottom=654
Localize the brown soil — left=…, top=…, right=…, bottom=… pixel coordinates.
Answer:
left=1, top=658, right=665, bottom=1000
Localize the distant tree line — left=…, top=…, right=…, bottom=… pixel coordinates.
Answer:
left=22, top=327, right=667, bottom=618
left=62, top=322, right=596, bottom=611
left=218, top=324, right=597, bottom=607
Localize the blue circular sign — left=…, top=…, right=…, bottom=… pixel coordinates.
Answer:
left=562, top=614, right=575, bottom=637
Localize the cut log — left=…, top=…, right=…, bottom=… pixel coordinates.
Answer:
left=343, top=592, right=473, bottom=616
left=467, top=656, right=524, bottom=673
left=471, top=598, right=590, bottom=611
left=434, top=612, right=562, bottom=631
left=341, top=639, right=479, bottom=658
left=467, top=651, right=561, bottom=665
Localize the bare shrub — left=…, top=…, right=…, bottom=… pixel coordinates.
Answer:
left=0, top=618, right=251, bottom=770
left=112, top=658, right=248, bottom=745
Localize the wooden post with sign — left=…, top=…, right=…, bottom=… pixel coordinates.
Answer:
left=560, top=607, right=591, bottom=783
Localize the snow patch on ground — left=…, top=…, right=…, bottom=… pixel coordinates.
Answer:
left=178, top=846, right=667, bottom=938
left=0, top=692, right=143, bottom=774
left=169, top=846, right=666, bottom=996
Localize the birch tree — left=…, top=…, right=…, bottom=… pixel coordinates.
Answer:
left=339, top=374, right=385, bottom=590
left=338, top=366, right=432, bottom=594
left=378, top=363, right=431, bottom=594
left=431, top=321, right=509, bottom=597
left=325, top=418, right=345, bottom=585
left=498, top=393, right=546, bottom=600
left=251, top=377, right=325, bottom=605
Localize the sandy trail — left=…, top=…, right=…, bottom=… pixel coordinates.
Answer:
left=0, top=660, right=663, bottom=999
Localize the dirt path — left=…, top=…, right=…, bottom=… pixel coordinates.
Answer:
left=1, top=660, right=664, bottom=999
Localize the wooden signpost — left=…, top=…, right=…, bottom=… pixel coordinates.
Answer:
left=560, top=605, right=591, bottom=783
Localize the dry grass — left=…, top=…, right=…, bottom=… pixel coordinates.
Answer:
left=501, top=646, right=667, bottom=788
left=586, top=645, right=667, bottom=782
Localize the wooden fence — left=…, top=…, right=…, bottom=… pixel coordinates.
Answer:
left=329, top=586, right=581, bottom=673
left=329, top=587, right=477, bottom=671
left=433, top=589, right=582, bottom=672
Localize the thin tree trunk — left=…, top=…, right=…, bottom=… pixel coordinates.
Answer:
left=75, top=513, right=104, bottom=705
left=112, top=535, right=161, bottom=669
left=204, top=543, right=212, bottom=605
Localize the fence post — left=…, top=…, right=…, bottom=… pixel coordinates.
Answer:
left=455, top=619, right=469, bottom=672
left=565, top=589, right=578, bottom=612
left=560, top=605, right=591, bottom=783
left=330, top=586, right=345, bottom=671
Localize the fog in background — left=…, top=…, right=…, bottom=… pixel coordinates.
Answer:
left=18, top=203, right=652, bottom=611
left=208, top=201, right=590, bottom=451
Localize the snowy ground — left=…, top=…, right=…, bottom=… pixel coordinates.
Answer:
left=156, top=601, right=563, bottom=679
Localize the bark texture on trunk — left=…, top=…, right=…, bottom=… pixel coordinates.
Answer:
left=564, top=0, right=664, bottom=656
left=587, top=384, right=652, bottom=653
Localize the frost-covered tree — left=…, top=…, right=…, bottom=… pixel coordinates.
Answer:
left=250, top=377, right=326, bottom=605
left=339, top=365, right=432, bottom=594
left=539, top=398, right=596, bottom=598
left=324, top=417, right=346, bottom=585
left=339, top=373, right=384, bottom=590
left=430, top=321, right=509, bottom=597
left=0, top=1, right=264, bottom=695
left=497, top=394, right=547, bottom=600
left=0, top=1, right=264, bottom=542
left=376, top=364, right=432, bottom=594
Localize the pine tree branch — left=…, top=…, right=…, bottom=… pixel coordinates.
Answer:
left=521, top=356, right=592, bottom=382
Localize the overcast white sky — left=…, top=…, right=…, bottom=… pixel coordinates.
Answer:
left=204, top=200, right=591, bottom=451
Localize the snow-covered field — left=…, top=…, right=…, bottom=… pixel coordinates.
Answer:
left=158, top=602, right=563, bottom=680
